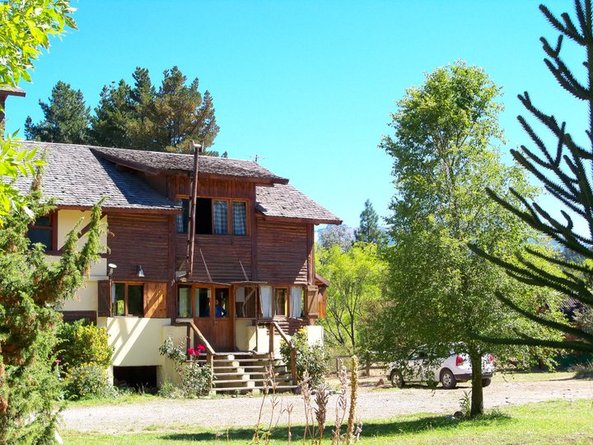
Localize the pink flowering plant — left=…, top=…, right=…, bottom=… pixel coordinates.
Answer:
left=159, top=337, right=212, bottom=397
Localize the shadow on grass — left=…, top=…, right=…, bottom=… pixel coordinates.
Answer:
left=159, top=412, right=512, bottom=442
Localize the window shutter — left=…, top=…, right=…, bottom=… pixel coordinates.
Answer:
left=144, top=282, right=168, bottom=318
left=97, top=280, right=111, bottom=317
left=306, top=285, right=319, bottom=316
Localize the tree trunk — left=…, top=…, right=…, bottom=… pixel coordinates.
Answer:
left=469, top=351, right=484, bottom=417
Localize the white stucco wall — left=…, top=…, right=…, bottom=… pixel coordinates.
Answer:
left=98, top=317, right=173, bottom=367
left=50, top=210, right=108, bottom=312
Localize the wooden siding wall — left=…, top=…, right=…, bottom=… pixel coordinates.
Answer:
left=177, top=235, right=253, bottom=282
left=108, top=214, right=170, bottom=281
left=175, top=177, right=256, bottom=282
left=175, top=177, right=253, bottom=199
left=256, top=216, right=309, bottom=284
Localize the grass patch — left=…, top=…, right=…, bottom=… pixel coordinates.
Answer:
left=495, top=371, right=578, bottom=383
left=61, top=399, right=593, bottom=444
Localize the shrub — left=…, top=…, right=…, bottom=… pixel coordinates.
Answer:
left=159, top=337, right=212, bottom=397
left=280, top=328, right=329, bottom=386
left=65, top=363, right=112, bottom=399
left=57, top=320, right=112, bottom=372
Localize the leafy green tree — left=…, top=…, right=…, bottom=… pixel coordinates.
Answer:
left=1, top=2, right=105, bottom=443
left=0, top=0, right=73, bottom=224
left=472, top=1, right=593, bottom=354
left=375, top=62, right=562, bottom=417
left=354, top=199, right=386, bottom=246
left=317, top=242, right=386, bottom=354
left=0, top=0, right=75, bottom=87
left=25, top=81, right=91, bottom=144
left=91, top=66, right=220, bottom=152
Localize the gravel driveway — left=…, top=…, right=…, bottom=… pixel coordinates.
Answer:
left=61, top=375, right=593, bottom=433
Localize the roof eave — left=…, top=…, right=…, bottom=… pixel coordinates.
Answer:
left=56, top=204, right=181, bottom=214
left=257, top=214, right=342, bottom=225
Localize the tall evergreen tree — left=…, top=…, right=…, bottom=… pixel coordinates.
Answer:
left=354, top=199, right=386, bottom=245
left=90, top=66, right=219, bottom=152
left=25, top=81, right=91, bottom=144
left=472, top=0, right=593, bottom=353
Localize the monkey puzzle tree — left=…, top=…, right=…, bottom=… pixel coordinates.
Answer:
left=472, top=1, right=593, bottom=353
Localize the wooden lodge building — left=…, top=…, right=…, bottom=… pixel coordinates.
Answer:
left=13, top=135, right=340, bottom=390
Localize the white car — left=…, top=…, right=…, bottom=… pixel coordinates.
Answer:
left=387, top=348, right=495, bottom=389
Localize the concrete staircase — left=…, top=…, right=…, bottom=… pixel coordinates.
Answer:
left=197, top=352, right=297, bottom=394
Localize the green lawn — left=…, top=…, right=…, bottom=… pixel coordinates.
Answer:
left=61, top=398, right=593, bottom=445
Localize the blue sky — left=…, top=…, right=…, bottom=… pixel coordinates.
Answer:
left=4, top=0, right=585, bottom=228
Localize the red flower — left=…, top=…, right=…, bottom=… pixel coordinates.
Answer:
left=196, top=344, right=206, bottom=353
left=187, top=347, right=197, bottom=356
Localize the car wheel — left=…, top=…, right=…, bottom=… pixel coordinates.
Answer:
left=440, top=369, right=457, bottom=389
left=481, top=378, right=491, bottom=387
left=390, top=370, right=404, bottom=388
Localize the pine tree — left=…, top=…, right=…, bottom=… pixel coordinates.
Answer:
left=354, top=199, right=386, bottom=245
left=472, top=0, right=593, bottom=353
left=25, top=81, right=91, bottom=144
left=90, top=66, right=220, bottom=152
left=0, top=187, right=103, bottom=444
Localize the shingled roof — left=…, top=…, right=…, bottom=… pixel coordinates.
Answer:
left=14, top=142, right=179, bottom=212
left=91, top=146, right=288, bottom=184
left=256, top=183, right=341, bottom=224
left=13, top=141, right=339, bottom=223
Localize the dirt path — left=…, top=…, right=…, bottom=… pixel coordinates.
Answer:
left=61, top=375, right=593, bottom=433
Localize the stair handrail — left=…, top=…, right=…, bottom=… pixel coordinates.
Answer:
left=173, top=320, right=216, bottom=369
left=259, top=320, right=298, bottom=385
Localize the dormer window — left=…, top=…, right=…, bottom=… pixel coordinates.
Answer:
left=176, top=198, right=248, bottom=236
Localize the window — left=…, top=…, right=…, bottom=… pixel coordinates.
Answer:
left=196, top=198, right=212, bottom=234
left=178, top=286, right=191, bottom=318
left=236, top=286, right=258, bottom=318
left=195, top=287, right=210, bottom=318
left=176, top=200, right=190, bottom=233
left=176, top=197, right=247, bottom=236
left=28, top=212, right=56, bottom=252
left=274, top=288, right=288, bottom=316
left=233, top=202, right=247, bottom=235
left=290, top=286, right=304, bottom=318
left=214, top=288, right=229, bottom=318
left=112, top=283, right=144, bottom=317
left=213, top=200, right=228, bottom=234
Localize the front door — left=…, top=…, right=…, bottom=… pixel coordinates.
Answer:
left=193, top=286, right=234, bottom=351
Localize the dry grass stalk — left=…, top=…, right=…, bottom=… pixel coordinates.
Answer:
left=314, top=383, right=330, bottom=443
left=300, top=371, right=314, bottom=441
left=332, top=363, right=349, bottom=445
left=252, top=362, right=277, bottom=444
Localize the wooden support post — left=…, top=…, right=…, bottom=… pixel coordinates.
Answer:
left=269, top=323, right=275, bottom=356
left=207, top=351, right=214, bottom=370
left=290, top=348, right=297, bottom=384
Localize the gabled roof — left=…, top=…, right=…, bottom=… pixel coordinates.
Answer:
left=256, top=183, right=341, bottom=224
left=14, top=141, right=179, bottom=212
left=13, top=141, right=340, bottom=223
left=91, top=146, right=288, bottom=184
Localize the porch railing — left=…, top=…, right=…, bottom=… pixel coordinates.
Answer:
left=259, top=320, right=297, bottom=384
left=173, top=320, right=216, bottom=369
